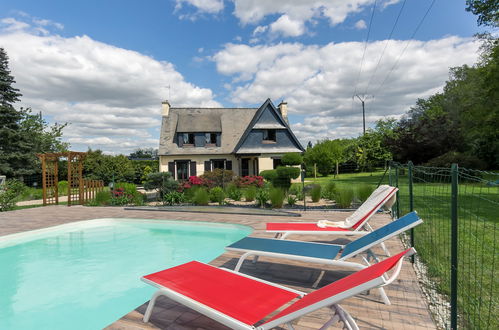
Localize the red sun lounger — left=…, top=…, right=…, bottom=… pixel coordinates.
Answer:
left=141, top=248, right=415, bottom=330
left=266, top=185, right=398, bottom=240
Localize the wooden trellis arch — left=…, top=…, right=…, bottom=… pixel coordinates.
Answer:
left=37, top=151, right=103, bottom=206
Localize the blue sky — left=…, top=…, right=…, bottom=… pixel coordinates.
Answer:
left=0, top=0, right=483, bottom=154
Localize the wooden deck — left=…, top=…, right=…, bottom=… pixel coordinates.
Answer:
left=0, top=206, right=436, bottom=329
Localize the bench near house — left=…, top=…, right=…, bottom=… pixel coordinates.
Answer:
left=158, top=99, right=305, bottom=180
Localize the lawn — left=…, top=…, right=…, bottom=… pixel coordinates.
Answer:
left=306, top=168, right=498, bottom=329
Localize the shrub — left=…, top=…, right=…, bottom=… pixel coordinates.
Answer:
left=244, top=186, right=257, bottom=202
left=288, top=184, right=300, bottom=196
left=93, top=191, right=111, bottom=206
left=209, top=187, right=225, bottom=205
left=110, top=182, right=142, bottom=206
left=163, top=191, right=186, bottom=205
left=260, top=170, right=277, bottom=182
left=256, top=188, right=269, bottom=207
left=286, top=194, right=297, bottom=206
left=0, top=179, right=26, bottom=211
left=323, top=181, right=337, bottom=200
left=193, top=188, right=209, bottom=205
left=18, top=187, right=43, bottom=201
left=261, top=167, right=300, bottom=191
left=356, top=184, right=374, bottom=203
left=143, top=172, right=178, bottom=199
left=310, top=184, right=322, bottom=202
left=281, top=153, right=303, bottom=165
left=269, top=187, right=285, bottom=208
left=226, top=183, right=242, bottom=201
left=235, top=175, right=264, bottom=188
left=201, top=169, right=234, bottom=188
left=58, top=180, right=68, bottom=195
left=296, top=190, right=304, bottom=201
left=336, top=187, right=354, bottom=208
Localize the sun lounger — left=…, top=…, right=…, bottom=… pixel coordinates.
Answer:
left=141, top=248, right=416, bottom=330
left=267, top=185, right=399, bottom=240
left=267, top=185, right=398, bottom=256
left=227, top=211, right=421, bottom=304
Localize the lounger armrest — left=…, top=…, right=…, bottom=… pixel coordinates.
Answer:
left=381, top=248, right=416, bottom=286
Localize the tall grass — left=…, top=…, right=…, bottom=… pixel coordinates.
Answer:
left=336, top=187, right=354, bottom=208
left=269, top=187, right=285, bottom=208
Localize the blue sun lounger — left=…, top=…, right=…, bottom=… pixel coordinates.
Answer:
left=226, top=211, right=422, bottom=305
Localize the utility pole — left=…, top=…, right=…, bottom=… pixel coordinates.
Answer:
left=353, top=94, right=371, bottom=135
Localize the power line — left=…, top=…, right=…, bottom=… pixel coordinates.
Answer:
left=373, top=0, right=437, bottom=96
left=352, top=0, right=378, bottom=98
left=363, top=0, right=407, bottom=96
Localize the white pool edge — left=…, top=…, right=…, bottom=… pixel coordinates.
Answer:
left=0, top=218, right=252, bottom=248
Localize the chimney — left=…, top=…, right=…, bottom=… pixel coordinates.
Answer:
left=278, top=101, right=288, bottom=124
left=161, top=100, right=170, bottom=117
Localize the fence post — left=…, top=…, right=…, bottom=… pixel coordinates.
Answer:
left=450, top=163, right=459, bottom=329
left=408, top=161, right=415, bottom=262
left=394, top=165, right=399, bottom=219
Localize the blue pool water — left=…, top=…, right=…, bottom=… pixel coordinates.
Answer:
left=0, top=219, right=252, bottom=330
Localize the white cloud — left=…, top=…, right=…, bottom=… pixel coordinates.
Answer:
left=0, top=18, right=219, bottom=155
left=252, top=25, right=268, bottom=36
left=174, top=0, right=399, bottom=38
left=354, top=19, right=367, bottom=30
left=175, top=0, right=224, bottom=18
left=270, top=15, right=305, bottom=37
left=212, top=36, right=479, bottom=143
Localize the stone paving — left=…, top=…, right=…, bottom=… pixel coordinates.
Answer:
left=0, top=206, right=436, bottom=329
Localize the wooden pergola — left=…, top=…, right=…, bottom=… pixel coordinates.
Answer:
left=37, top=151, right=103, bottom=206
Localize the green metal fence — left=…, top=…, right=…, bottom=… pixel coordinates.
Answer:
left=387, top=162, right=498, bottom=329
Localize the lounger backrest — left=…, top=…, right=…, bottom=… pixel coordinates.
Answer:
left=260, top=248, right=415, bottom=329
left=340, top=211, right=421, bottom=260
left=348, top=185, right=398, bottom=229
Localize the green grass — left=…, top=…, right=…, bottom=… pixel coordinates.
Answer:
left=304, top=168, right=497, bottom=329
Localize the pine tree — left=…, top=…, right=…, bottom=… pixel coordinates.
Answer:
left=0, top=48, right=33, bottom=178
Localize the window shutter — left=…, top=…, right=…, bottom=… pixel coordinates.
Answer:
left=216, top=133, right=221, bottom=147
left=190, top=161, right=197, bottom=177
left=226, top=160, right=232, bottom=170
left=178, top=133, right=183, bottom=147
left=168, top=162, right=175, bottom=176
left=204, top=161, right=211, bottom=172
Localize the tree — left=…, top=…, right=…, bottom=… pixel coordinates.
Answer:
left=304, top=139, right=346, bottom=176
left=0, top=48, right=69, bottom=178
left=355, top=125, right=392, bottom=171
left=83, top=149, right=136, bottom=184
left=466, top=0, right=499, bottom=27
left=129, top=148, right=158, bottom=160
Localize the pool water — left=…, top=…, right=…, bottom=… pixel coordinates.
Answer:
left=0, top=219, right=252, bottom=330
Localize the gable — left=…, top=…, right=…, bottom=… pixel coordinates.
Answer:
left=234, top=99, right=304, bottom=154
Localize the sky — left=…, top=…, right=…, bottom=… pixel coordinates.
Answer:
left=0, top=0, right=484, bottom=155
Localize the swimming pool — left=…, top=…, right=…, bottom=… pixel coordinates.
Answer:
left=0, top=219, right=252, bottom=330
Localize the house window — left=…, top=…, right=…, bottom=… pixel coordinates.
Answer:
left=182, top=133, right=195, bottom=145
left=263, top=129, right=276, bottom=143
left=176, top=161, right=189, bottom=181
left=205, top=133, right=217, bottom=145
left=273, top=158, right=282, bottom=169
left=212, top=159, right=225, bottom=169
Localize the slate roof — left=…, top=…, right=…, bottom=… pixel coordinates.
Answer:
left=159, top=107, right=258, bottom=155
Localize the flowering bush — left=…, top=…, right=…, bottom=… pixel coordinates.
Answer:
left=110, top=182, right=144, bottom=206
left=235, top=175, right=264, bottom=188
left=178, top=176, right=212, bottom=192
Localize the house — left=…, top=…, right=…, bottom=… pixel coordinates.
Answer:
left=158, top=98, right=305, bottom=180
